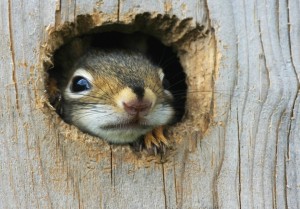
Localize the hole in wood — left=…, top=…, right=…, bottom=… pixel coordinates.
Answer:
left=47, top=31, right=187, bottom=153
left=42, top=13, right=213, bottom=156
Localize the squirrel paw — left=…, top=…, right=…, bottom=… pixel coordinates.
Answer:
left=143, top=126, right=169, bottom=155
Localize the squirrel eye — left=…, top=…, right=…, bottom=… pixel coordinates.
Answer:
left=162, top=77, right=170, bottom=89
left=71, top=76, right=91, bottom=92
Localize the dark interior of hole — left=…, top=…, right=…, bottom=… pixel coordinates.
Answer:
left=50, top=31, right=187, bottom=123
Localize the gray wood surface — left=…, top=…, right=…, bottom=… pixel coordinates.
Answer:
left=0, top=0, right=299, bottom=208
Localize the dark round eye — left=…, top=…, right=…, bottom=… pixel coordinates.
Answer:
left=71, top=76, right=91, bottom=92
left=162, top=77, right=170, bottom=89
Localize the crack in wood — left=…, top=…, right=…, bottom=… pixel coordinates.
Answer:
left=55, top=0, right=61, bottom=27
left=7, top=0, right=19, bottom=111
left=117, top=0, right=120, bottom=22
left=161, top=164, right=167, bottom=209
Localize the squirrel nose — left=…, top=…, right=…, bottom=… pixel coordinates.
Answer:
left=123, top=100, right=152, bottom=116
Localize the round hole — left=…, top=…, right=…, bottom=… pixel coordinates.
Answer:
left=43, top=13, right=213, bottom=153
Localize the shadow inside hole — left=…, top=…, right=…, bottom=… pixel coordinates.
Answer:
left=50, top=31, right=187, bottom=123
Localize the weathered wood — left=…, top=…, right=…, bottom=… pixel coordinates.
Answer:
left=1, top=0, right=299, bottom=208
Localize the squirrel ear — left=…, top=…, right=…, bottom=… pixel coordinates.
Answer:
left=69, top=37, right=92, bottom=58
left=158, top=68, right=165, bottom=81
left=53, top=37, right=92, bottom=75
left=121, top=33, right=149, bottom=54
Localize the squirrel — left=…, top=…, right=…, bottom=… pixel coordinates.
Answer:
left=48, top=34, right=178, bottom=153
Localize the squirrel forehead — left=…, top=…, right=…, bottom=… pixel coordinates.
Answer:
left=74, top=50, right=163, bottom=86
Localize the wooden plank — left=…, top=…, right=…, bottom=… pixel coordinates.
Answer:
left=0, top=0, right=299, bottom=208
left=286, top=0, right=300, bottom=208
left=0, top=0, right=55, bottom=208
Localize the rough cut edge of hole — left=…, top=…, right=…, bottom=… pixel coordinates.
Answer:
left=42, top=13, right=211, bottom=69
left=39, top=12, right=215, bottom=161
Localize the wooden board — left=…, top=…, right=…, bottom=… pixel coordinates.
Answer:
left=0, top=0, right=299, bottom=208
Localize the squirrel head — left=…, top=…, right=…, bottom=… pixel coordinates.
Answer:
left=54, top=50, right=175, bottom=143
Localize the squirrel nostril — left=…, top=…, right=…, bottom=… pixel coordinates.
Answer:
left=123, top=100, right=152, bottom=116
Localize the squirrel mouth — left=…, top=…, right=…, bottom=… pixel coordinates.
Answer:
left=101, top=122, right=151, bottom=130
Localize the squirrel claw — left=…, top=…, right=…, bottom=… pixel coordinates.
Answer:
left=144, top=126, right=169, bottom=155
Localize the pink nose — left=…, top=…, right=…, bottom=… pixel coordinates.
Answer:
left=123, top=100, right=152, bottom=116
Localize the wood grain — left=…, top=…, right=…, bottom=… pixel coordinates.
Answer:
left=0, top=0, right=299, bottom=208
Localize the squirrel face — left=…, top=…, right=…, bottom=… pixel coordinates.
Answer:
left=59, top=50, right=175, bottom=144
